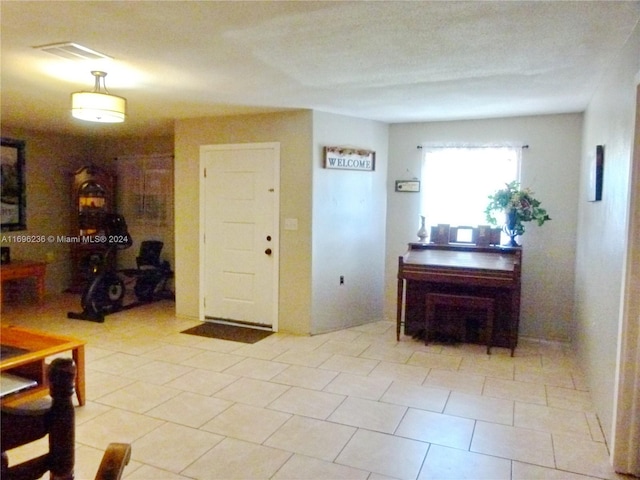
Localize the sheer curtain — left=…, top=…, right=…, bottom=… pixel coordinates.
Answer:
left=420, top=146, right=520, bottom=229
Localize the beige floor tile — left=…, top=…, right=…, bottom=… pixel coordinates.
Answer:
left=380, top=380, right=449, bottom=412
left=553, top=432, right=620, bottom=479
left=444, top=391, right=514, bottom=425
left=132, top=422, right=224, bottom=473
left=324, top=372, right=393, bottom=400
left=408, top=351, right=463, bottom=370
left=368, top=361, right=430, bottom=384
left=272, top=348, right=334, bottom=367
left=336, top=429, right=428, bottom=479
left=271, top=364, right=338, bottom=390
left=74, top=401, right=113, bottom=425
left=213, top=377, right=290, bottom=407
left=146, top=391, right=233, bottom=428
left=585, top=411, right=606, bottom=442
left=515, top=365, right=576, bottom=388
left=121, top=359, right=194, bottom=385
left=423, top=368, right=485, bottom=395
left=546, top=385, right=595, bottom=412
left=141, top=343, right=202, bottom=363
left=268, top=386, right=346, bottom=419
left=265, top=415, right=356, bottom=461
left=229, top=342, right=291, bottom=360
left=483, top=377, right=547, bottom=404
left=272, top=454, right=369, bottom=480
left=181, top=437, right=292, bottom=479
left=220, top=357, right=289, bottom=380
left=179, top=349, right=245, bottom=371
left=471, top=421, right=555, bottom=467
left=319, top=353, right=380, bottom=375
left=95, top=380, right=180, bottom=413
left=396, top=408, right=475, bottom=449
left=359, top=343, right=415, bottom=363
left=459, top=356, right=515, bottom=379
left=419, top=444, right=512, bottom=479
left=88, top=351, right=154, bottom=376
left=126, top=464, right=194, bottom=479
left=514, top=402, right=591, bottom=436
left=85, top=370, right=137, bottom=400
left=512, top=461, right=602, bottom=480
left=76, top=408, right=164, bottom=449
left=349, top=321, right=395, bottom=335
left=328, top=396, right=407, bottom=433
left=163, top=368, right=238, bottom=395
left=201, top=403, right=291, bottom=443
left=316, top=339, right=371, bottom=356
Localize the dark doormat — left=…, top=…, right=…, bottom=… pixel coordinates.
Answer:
left=181, top=322, right=273, bottom=344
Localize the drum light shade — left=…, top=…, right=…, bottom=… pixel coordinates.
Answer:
left=71, top=71, right=126, bottom=123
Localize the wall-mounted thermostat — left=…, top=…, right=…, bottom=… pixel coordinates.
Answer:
left=395, top=180, right=420, bottom=192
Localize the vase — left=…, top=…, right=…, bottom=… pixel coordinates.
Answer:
left=417, top=215, right=428, bottom=242
left=503, top=210, right=519, bottom=247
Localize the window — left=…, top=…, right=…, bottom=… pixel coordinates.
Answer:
left=420, top=147, right=520, bottom=230
left=118, top=155, right=173, bottom=227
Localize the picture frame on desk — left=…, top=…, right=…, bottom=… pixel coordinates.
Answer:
left=431, top=224, right=450, bottom=244
left=1, top=137, right=27, bottom=232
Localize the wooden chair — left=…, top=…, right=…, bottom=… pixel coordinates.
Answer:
left=1, top=358, right=131, bottom=480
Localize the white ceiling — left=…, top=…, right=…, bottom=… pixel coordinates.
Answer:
left=1, top=1, right=639, bottom=137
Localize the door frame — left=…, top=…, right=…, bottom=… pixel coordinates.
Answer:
left=198, top=142, right=280, bottom=331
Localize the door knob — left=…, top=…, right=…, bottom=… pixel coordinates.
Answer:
left=265, top=248, right=272, bottom=255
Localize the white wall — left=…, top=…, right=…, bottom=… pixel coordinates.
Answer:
left=311, top=111, right=389, bottom=334
left=574, top=22, right=640, bottom=453
left=385, top=114, right=583, bottom=341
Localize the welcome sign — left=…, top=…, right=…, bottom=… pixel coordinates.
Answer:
left=324, top=146, right=375, bottom=171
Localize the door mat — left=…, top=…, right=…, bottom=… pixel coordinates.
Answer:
left=181, top=322, right=273, bottom=344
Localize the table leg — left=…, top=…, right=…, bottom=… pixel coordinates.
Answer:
left=72, top=346, right=86, bottom=406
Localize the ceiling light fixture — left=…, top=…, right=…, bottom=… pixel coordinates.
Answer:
left=71, top=71, right=126, bottom=123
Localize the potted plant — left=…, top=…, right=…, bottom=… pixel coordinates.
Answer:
left=485, top=181, right=551, bottom=246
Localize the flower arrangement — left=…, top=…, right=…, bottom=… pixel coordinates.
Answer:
left=484, top=181, right=551, bottom=237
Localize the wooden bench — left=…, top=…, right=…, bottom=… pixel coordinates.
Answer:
left=425, top=293, right=495, bottom=354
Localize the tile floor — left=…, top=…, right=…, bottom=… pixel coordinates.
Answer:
left=1, top=294, right=625, bottom=479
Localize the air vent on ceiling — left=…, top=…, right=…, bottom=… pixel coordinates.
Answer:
left=34, top=42, right=112, bottom=61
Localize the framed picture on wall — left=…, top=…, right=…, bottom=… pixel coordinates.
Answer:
left=1, top=137, right=26, bottom=231
left=588, top=145, right=604, bottom=202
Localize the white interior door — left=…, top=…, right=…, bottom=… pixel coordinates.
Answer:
left=200, top=143, right=279, bottom=329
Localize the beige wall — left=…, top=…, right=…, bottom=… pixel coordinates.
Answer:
left=1, top=127, right=94, bottom=295
left=174, top=111, right=314, bottom=334
left=385, top=113, right=582, bottom=341
left=574, top=22, right=640, bottom=452
left=311, top=111, right=389, bottom=333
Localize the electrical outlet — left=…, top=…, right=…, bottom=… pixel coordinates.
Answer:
left=340, top=275, right=344, bottom=285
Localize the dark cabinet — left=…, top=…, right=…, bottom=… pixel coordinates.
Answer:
left=68, top=165, right=116, bottom=292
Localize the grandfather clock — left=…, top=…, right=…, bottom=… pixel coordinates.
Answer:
left=68, top=165, right=116, bottom=293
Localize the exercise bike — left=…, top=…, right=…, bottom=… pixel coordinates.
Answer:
left=68, top=214, right=173, bottom=323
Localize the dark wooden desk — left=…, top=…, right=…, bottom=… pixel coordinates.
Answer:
left=0, top=261, right=47, bottom=304
left=397, top=243, right=521, bottom=353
